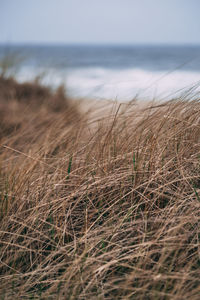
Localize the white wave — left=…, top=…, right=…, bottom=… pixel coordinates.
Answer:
left=66, top=68, right=200, bottom=100
left=16, top=66, right=200, bottom=101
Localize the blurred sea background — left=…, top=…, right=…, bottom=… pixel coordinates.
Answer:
left=1, top=44, right=200, bottom=101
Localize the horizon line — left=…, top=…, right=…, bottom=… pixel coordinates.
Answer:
left=0, top=41, right=200, bottom=47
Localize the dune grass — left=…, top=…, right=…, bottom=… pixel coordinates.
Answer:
left=0, top=76, right=200, bottom=299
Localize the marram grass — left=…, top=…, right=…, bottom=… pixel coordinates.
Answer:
left=0, top=76, right=200, bottom=299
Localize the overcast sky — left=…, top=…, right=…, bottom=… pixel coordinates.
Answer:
left=0, top=0, right=200, bottom=45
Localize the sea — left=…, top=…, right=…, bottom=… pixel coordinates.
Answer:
left=0, top=44, right=200, bottom=101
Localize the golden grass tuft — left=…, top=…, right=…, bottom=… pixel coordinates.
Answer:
left=0, top=77, right=200, bottom=299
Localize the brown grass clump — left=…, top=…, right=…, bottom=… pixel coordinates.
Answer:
left=0, top=77, right=200, bottom=299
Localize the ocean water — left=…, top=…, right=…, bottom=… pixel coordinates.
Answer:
left=0, top=44, right=200, bottom=101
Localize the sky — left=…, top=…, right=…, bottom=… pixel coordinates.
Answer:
left=0, top=0, right=200, bottom=45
